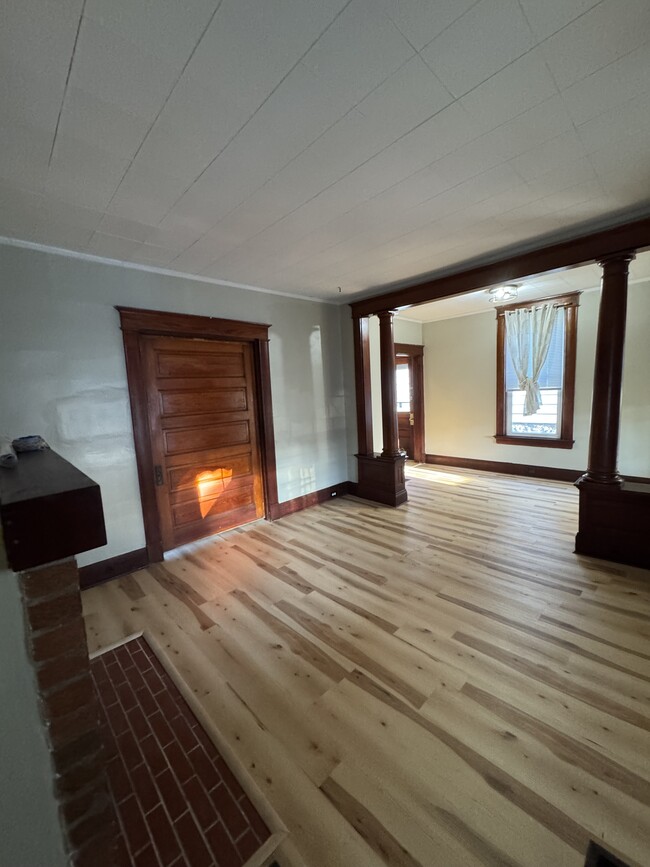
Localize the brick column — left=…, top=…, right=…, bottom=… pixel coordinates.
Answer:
left=20, top=558, right=118, bottom=867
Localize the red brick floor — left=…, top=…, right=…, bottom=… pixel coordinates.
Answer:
left=90, top=636, right=271, bottom=867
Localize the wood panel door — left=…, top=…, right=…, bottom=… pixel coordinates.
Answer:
left=395, top=356, right=414, bottom=458
left=142, top=336, right=264, bottom=551
left=395, top=345, right=424, bottom=462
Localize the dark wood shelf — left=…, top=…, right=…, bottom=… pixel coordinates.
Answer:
left=0, top=449, right=106, bottom=571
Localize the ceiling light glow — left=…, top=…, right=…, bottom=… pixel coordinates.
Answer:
left=486, top=284, right=519, bottom=303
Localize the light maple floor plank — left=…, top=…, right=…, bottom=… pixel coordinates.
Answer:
left=83, top=465, right=650, bottom=867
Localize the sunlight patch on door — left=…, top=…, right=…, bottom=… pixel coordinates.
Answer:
left=195, top=468, right=233, bottom=518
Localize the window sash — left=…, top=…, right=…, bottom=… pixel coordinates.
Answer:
left=495, top=292, right=579, bottom=449
left=506, top=388, right=562, bottom=438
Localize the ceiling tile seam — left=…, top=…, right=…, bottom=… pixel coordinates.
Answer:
left=196, top=104, right=482, bottom=281
left=413, top=0, right=483, bottom=57
left=346, top=206, right=650, bottom=303
left=531, top=9, right=616, bottom=202
left=154, top=0, right=359, bottom=237
left=570, top=41, right=650, bottom=186
left=100, top=0, right=226, bottom=215
left=169, top=29, right=424, bottom=274
left=289, top=103, right=595, bottom=279
left=236, top=87, right=582, bottom=284
left=119, top=5, right=612, bottom=278
left=48, top=0, right=88, bottom=167
left=421, top=39, right=548, bottom=102
left=0, top=235, right=342, bottom=305
left=259, top=133, right=554, bottom=284
left=287, top=196, right=605, bottom=291
left=192, top=60, right=457, bottom=276
left=516, top=0, right=609, bottom=42
left=377, top=15, right=457, bottom=103
left=417, top=0, right=621, bottom=105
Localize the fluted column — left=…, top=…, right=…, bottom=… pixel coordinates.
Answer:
left=579, top=251, right=635, bottom=485
left=378, top=310, right=400, bottom=458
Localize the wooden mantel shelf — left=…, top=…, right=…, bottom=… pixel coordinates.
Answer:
left=0, top=449, right=106, bottom=571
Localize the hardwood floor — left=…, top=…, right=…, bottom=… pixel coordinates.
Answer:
left=83, top=465, right=650, bottom=867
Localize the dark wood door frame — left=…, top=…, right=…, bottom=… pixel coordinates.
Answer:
left=117, top=306, right=279, bottom=564
left=395, top=343, right=424, bottom=463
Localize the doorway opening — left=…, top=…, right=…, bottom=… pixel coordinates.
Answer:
left=117, top=307, right=279, bottom=563
left=395, top=343, right=424, bottom=462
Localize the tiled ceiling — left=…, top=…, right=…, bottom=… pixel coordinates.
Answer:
left=1, top=0, right=649, bottom=301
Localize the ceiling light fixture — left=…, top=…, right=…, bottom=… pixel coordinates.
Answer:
left=486, top=284, right=519, bottom=303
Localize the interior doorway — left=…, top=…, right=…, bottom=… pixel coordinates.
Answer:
left=117, top=307, right=279, bottom=563
left=395, top=343, right=424, bottom=462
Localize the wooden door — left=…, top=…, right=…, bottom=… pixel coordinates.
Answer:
left=142, top=336, right=264, bottom=551
left=395, top=345, right=424, bottom=462
left=395, top=356, right=414, bottom=458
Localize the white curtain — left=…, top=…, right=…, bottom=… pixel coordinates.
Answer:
left=505, top=304, right=558, bottom=415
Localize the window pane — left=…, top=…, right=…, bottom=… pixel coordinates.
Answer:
left=507, top=388, right=562, bottom=437
left=396, top=364, right=410, bottom=411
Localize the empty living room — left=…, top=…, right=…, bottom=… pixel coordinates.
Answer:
left=0, top=1, right=649, bottom=866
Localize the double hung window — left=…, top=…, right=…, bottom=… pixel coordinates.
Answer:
left=496, top=293, right=579, bottom=449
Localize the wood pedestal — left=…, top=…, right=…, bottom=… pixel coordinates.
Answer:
left=355, top=454, right=407, bottom=507
left=575, top=480, right=650, bottom=570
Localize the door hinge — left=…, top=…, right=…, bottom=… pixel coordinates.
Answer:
left=154, top=465, right=164, bottom=486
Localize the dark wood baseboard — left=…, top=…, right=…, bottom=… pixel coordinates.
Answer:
left=80, top=547, right=149, bottom=590
left=424, top=454, right=581, bottom=483
left=269, top=482, right=354, bottom=519
left=424, top=454, right=650, bottom=486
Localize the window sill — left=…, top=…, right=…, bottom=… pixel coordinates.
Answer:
left=495, top=435, right=574, bottom=449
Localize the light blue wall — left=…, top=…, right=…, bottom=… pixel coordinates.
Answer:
left=0, top=243, right=354, bottom=564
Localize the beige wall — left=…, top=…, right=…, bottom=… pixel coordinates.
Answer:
left=421, top=282, right=650, bottom=477
left=0, top=243, right=355, bottom=565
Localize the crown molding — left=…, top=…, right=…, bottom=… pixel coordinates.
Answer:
left=0, top=235, right=341, bottom=306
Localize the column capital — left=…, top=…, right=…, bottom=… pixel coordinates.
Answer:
left=597, top=250, right=636, bottom=271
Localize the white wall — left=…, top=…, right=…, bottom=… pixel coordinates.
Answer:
left=421, top=283, right=650, bottom=476
left=620, top=282, right=650, bottom=477
left=0, top=244, right=354, bottom=565
left=369, top=315, right=423, bottom=453
left=0, top=563, right=67, bottom=867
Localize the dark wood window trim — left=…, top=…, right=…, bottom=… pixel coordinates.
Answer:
left=495, top=292, right=579, bottom=450
left=116, top=306, right=279, bottom=563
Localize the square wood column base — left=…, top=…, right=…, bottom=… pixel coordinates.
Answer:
left=575, top=480, right=650, bottom=570
left=355, top=454, right=408, bottom=507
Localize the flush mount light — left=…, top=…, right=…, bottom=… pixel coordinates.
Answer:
left=486, top=284, right=519, bottom=303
